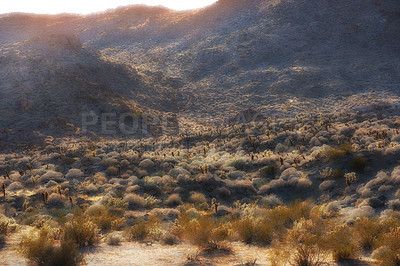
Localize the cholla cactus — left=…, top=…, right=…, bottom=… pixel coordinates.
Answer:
left=211, top=198, right=219, bottom=213
left=345, top=172, right=356, bottom=186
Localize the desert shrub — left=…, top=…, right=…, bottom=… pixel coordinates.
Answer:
left=176, top=211, right=230, bottom=249
left=373, top=227, right=400, bottom=266
left=106, top=166, right=119, bottom=176
left=352, top=217, right=382, bottom=251
left=349, top=157, right=368, bottom=172
left=19, top=227, right=84, bottom=266
left=326, top=225, right=359, bottom=262
left=124, top=193, right=146, bottom=210
left=46, top=193, right=65, bottom=208
left=100, top=158, right=118, bottom=168
left=86, top=206, right=126, bottom=232
left=106, top=233, right=122, bottom=245
left=267, top=200, right=314, bottom=233
left=233, top=216, right=273, bottom=245
left=106, top=197, right=128, bottom=210
left=259, top=195, right=282, bottom=207
left=138, top=159, right=154, bottom=169
left=388, top=199, right=400, bottom=211
left=39, top=171, right=64, bottom=184
left=259, top=165, right=279, bottom=178
left=0, top=216, right=17, bottom=235
left=8, top=181, right=23, bottom=191
left=65, top=169, right=84, bottom=179
left=339, top=143, right=354, bottom=153
left=144, top=195, right=162, bottom=208
left=325, top=143, right=352, bottom=159
left=189, top=192, right=207, bottom=204
left=165, top=194, right=183, bottom=207
left=320, top=168, right=344, bottom=180
left=127, top=215, right=161, bottom=242
left=161, top=231, right=179, bottom=245
left=231, top=159, right=246, bottom=170
left=64, top=215, right=99, bottom=247
left=269, top=217, right=329, bottom=266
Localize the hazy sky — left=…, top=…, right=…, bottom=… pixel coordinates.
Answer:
left=0, top=0, right=218, bottom=15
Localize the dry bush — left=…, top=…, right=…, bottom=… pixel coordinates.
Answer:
left=106, top=166, right=119, bottom=176
left=124, top=193, right=146, bottom=210
left=0, top=216, right=17, bottom=235
left=65, top=169, right=84, bottom=179
left=64, top=215, right=99, bottom=247
left=320, top=168, right=344, bottom=180
left=269, top=217, right=329, bottom=266
left=352, top=217, right=382, bottom=251
left=326, top=225, right=359, bottom=262
left=47, top=193, right=65, bottom=208
left=175, top=210, right=231, bottom=250
left=233, top=215, right=273, bottom=245
left=19, top=227, right=84, bottom=266
left=106, top=197, right=128, bottom=210
left=189, top=192, right=207, bottom=204
left=373, top=227, right=400, bottom=266
left=126, top=215, right=161, bottom=242
left=267, top=200, right=314, bottom=235
left=144, top=195, right=162, bottom=208
left=165, top=193, right=183, bottom=207
left=325, top=143, right=352, bottom=159
left=86, top=205, right=126, bottom=232
left=106, top=233, right=122, bottom=245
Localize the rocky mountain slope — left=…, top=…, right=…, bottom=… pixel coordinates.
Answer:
left=0, top=0, right=399, bottom=144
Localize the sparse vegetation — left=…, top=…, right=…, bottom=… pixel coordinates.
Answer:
left=19, top=227, right=84, bottom=266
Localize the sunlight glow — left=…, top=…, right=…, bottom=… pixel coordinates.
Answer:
left=0, top=0, right=218, bottom=15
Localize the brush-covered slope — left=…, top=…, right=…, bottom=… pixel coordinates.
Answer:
left=0, top=34, right=184, bottom=143
left=0, top=0, right=399, bottom=141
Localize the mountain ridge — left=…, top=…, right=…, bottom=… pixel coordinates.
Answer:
left=0, top=0, right=399, bottom=144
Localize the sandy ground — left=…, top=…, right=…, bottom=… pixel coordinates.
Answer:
left=83, top=242, right=270, bottom=265
left=0, top=228, right=376, bottom=266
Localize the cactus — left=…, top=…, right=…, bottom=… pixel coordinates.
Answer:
left=211, top=198, right=219, bottom=213
left=345, top=172, right=356, bottom=186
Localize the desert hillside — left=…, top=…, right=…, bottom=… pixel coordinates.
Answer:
left=1, top=1, right=400, bottom=265
left=0, top=0, right=400, bottom=144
